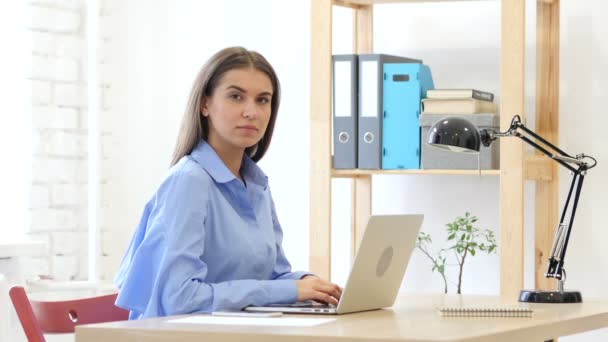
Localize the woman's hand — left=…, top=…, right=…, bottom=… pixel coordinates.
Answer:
left=295, top=275, right=342, bottom=305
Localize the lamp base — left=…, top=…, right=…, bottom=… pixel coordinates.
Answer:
left=519, top=289, right=582, bottom=303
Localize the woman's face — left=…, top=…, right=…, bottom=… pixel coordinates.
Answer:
left=201, top=67, right=273, bottom=155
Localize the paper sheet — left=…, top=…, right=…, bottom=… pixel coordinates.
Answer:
left=167, top=315, right=335, bottom=327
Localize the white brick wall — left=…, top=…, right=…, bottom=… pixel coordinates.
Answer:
left=51, top=231, right=79, bottom=255
left=27, top=6, right=81, bottom=33
left=30, top=80, right=52, bottom=105
left=29, top=208, right=80, bottom=232
left=29, top=0, right=83, bottom=11
left=54, top=83, right=86, bottom=107
left=29, top=185, right=50, bottom=209
left=31, top=157, right=87, bottom=183
left=32, top=105, right=79, bottom=130
left=51, top=255, right=79, bottom=281
left=21, top=0, right=126, bottom=284
left=31, top=32, right=84, bottom=59
left=25, top=0, right=88, bottom=282
left=29, top=55, right=79, bottom=81
left=51, top=184, right=87, bottom=206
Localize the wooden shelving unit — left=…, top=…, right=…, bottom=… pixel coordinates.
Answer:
left=309, top=0, right=560, bottom=297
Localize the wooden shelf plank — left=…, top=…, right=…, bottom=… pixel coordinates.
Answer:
left=333, top=0, right=488, bottom=8
left=332, top=169, right=501, bottom=177
left=332, top=154, right=553, bottom=180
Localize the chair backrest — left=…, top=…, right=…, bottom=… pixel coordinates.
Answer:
left=9, top=286, right=129, bottom=342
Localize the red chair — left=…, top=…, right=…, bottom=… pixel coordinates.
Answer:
left=9, top=286, right=129, bottom=342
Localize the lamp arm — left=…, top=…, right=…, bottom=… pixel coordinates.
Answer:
left=484, top=115, right=581, bottom=172
left=546, top=170, right=585, bottom=280
left=482, top=115, right=597, bottom=287
left=514, top=133, right=578, bottom=173
left=509, top=118, right=573, bottom=160
left=512, top=118, right=593, bottom=282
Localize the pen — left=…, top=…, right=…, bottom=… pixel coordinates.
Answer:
left=211, top=311, right=283, bottom=318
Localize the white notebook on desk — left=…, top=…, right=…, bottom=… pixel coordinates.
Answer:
left=437, top=307, right=533, bottom=317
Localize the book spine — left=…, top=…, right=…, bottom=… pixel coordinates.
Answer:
left=472, top=90, right=494, bottom=102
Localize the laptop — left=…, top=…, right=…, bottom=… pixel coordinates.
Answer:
left=245, top=214, right=423, bottom=315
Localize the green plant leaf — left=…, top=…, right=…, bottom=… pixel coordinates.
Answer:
left=419, top=211, right=496, bottom=293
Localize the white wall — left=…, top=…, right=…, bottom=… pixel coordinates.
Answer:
left=103, top=1, right=608, bottom=341
left=19, top=0, right=89, bottom=282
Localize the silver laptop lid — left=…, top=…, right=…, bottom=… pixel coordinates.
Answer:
left=336, top=214, right=423, bottom=314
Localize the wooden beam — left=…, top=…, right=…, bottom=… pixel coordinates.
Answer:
left=500, top=0, right=526, bottom=298
left=309, top=0, right=333, bottom=280
left=351, top=177, right=371, bottom=258
left=535, top=0, right=560, bottom=293
left=351, top=5, right=373, bottom=261
left=353, top=5, right=373, bottom=54
left=525, top=155, right=554, bottom=181
left=337, top=0, right=491, bottom=5
left=333, top=0, right=365, bottom=10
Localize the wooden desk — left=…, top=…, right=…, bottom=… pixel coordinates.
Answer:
left=75, top=294, right=608, bottom=342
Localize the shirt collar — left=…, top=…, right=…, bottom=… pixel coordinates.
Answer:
left=190, top=140, right=268, bottom=188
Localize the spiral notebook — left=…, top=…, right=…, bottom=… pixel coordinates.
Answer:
left=437, top=307, right=533, bottom=317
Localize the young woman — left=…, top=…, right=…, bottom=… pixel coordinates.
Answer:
left=114, top=47, right=341, bottom=319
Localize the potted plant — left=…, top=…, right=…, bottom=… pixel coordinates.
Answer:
left=416, top=212, right=497, bottom=294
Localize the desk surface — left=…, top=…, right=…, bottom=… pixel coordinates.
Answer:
left=75, top=294, right=608, bottom=342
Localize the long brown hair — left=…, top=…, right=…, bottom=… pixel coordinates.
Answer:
left=171, top=46, right=281, bottom=166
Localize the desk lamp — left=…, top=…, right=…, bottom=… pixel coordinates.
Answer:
left=427, top=115, right=597, bottom=303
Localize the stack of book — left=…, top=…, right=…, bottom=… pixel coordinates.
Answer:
left=421, top=89, right=496, bottom=114
left=418, top=88, right=500, bottom=170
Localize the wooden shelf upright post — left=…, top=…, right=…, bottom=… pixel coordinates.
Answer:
left=499, top=0, right=526, bottom=297
left=535, top=0, right=560, bottom=292
left=310, top=0, right=333, bottom=280
left=351, top=4, right=373, bottom=261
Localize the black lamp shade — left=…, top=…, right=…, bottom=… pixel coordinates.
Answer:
left=427, top=117, right=481, bottom=153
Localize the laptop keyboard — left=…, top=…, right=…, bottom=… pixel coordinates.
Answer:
left=272, top=300, right=337, bottom=309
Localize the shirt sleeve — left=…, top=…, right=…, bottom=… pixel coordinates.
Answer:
left=115, top=167, right=299, bottom=318
left=268, top=187, right=315, bottom=281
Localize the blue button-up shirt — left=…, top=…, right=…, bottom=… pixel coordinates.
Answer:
left=114, top=140, right=310, bottom=319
